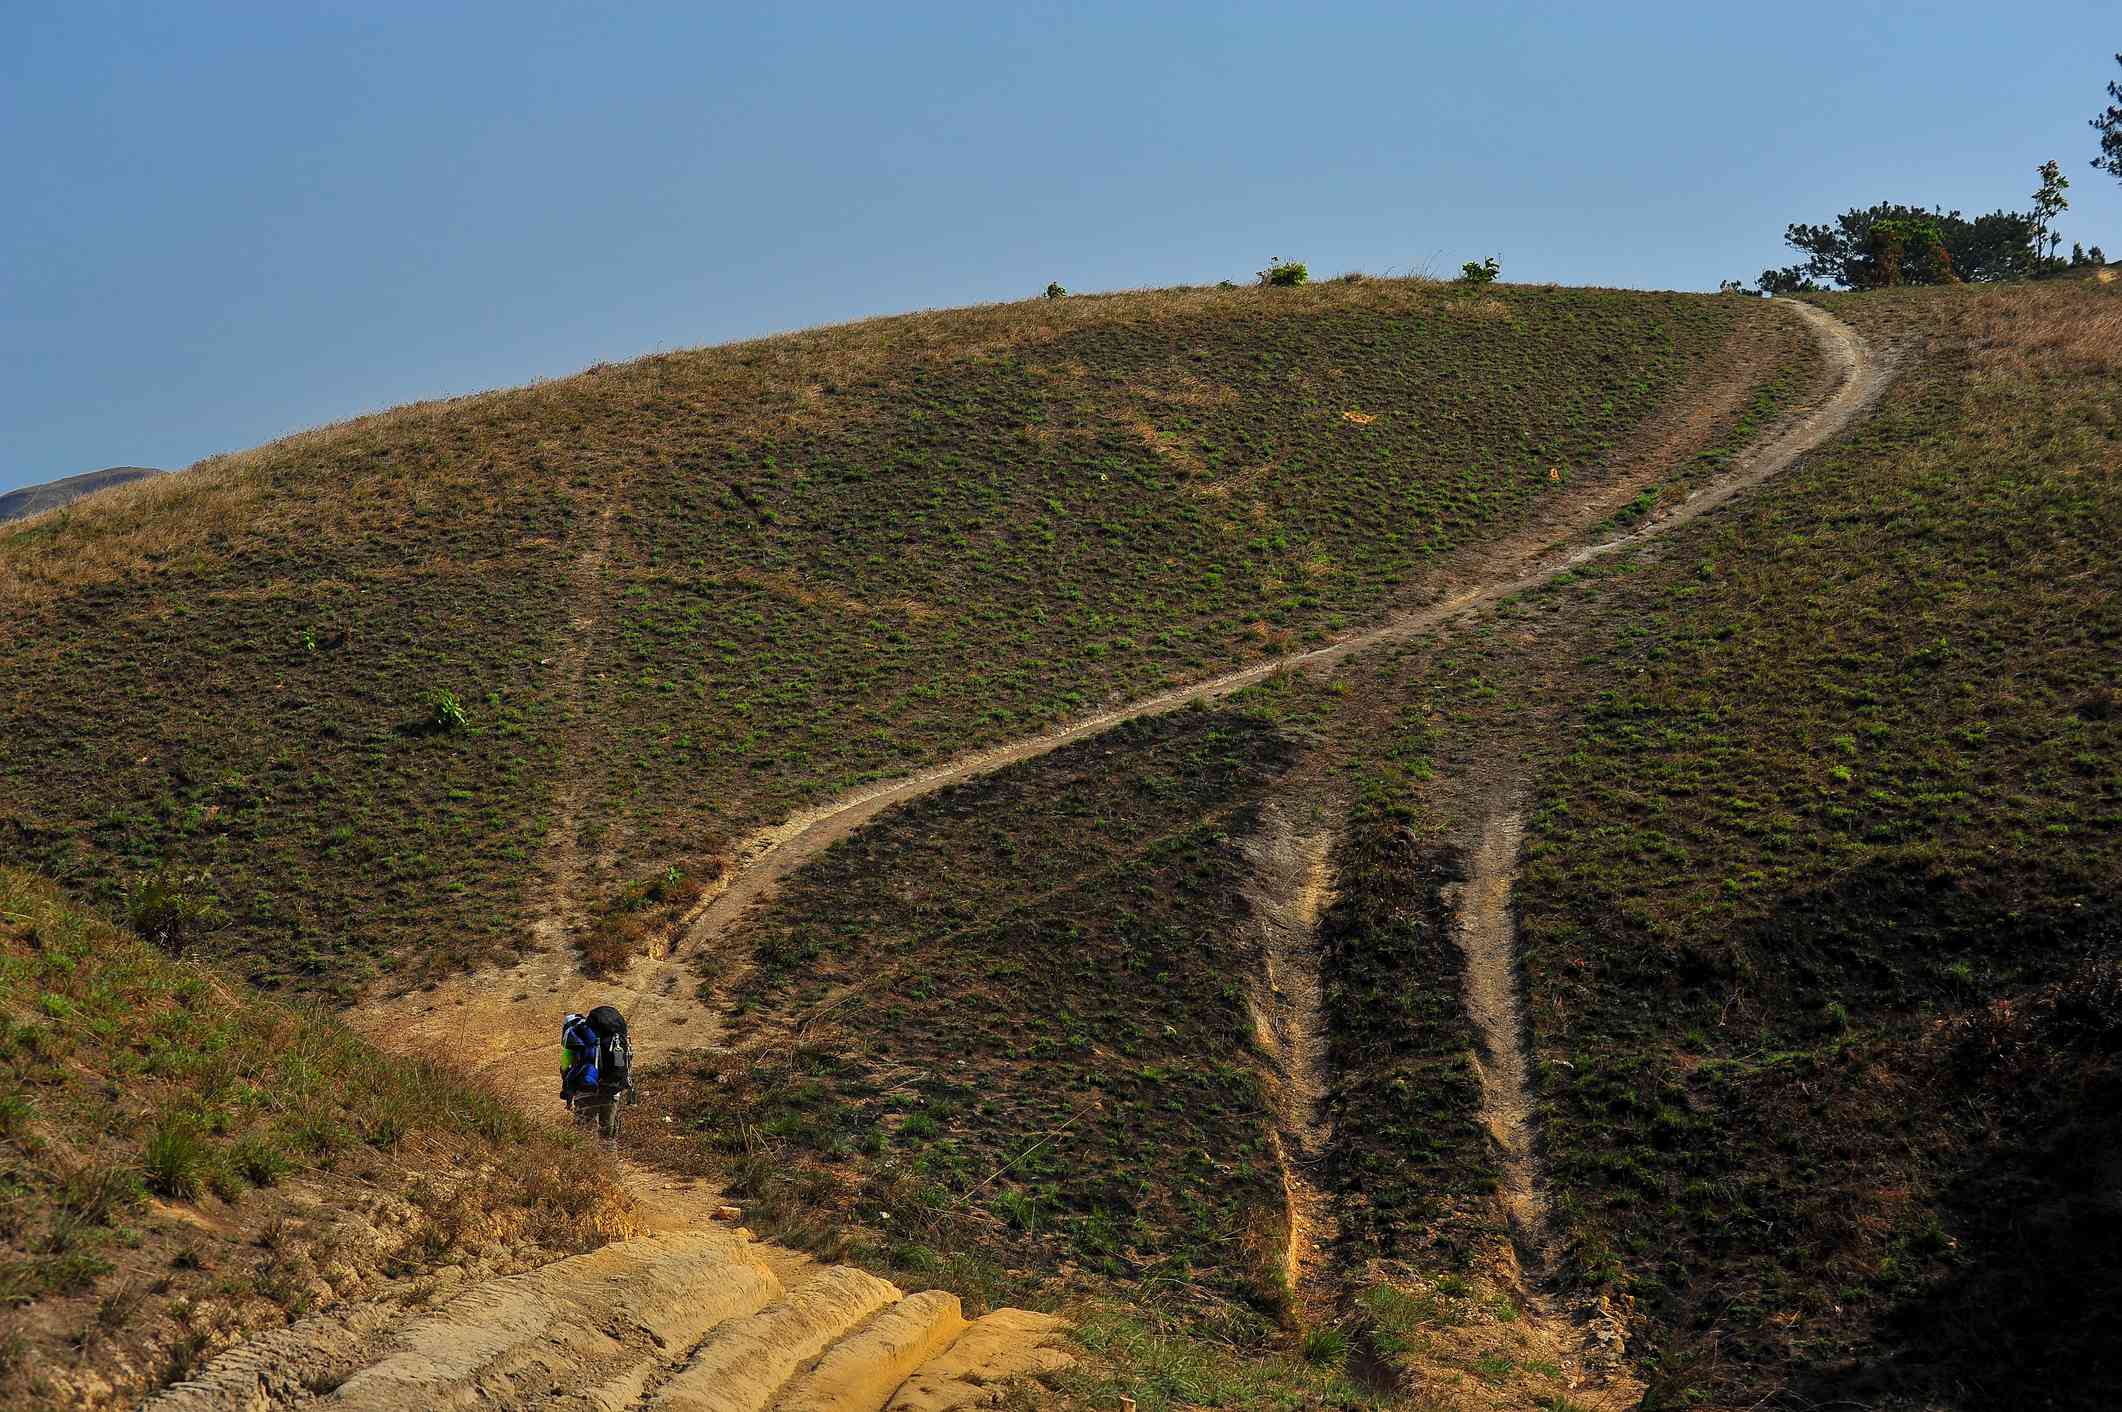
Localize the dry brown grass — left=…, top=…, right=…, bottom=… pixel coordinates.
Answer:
left=1956, top=278, right=2122, bottom=376
left=1841, top=276, right=2122, bottom=380
left=1447, top=297, right=1516, bottom=324
left=1128, top=368, right=1242, bottom=409
left=1840, top=280, right=2122, bottom=481
left=1127, top=419, right=1211, bottom=479
left=715, top=567, right=935, bottom=622
left=0, top=277, right=1535, bottom=610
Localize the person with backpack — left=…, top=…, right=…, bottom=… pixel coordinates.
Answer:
left=560, top=1005, right=635, bottom=1138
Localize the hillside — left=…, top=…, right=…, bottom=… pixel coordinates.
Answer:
left=6, top=274, right=2114, bottom=1411
left=0, top=280, right=1764, bottom=996
left=0, top=870, right=628, bottom=1411
left=0, top=467, right=164, bottom=524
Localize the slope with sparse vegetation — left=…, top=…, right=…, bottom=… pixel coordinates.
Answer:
left=24, top=269, right=2105, bottom=1411
left=0, top=280, right=1766, bottom=996
left=1517, top=280, right=2122, bottom=1409
left=1314, top=277, right=2119, bottom=1409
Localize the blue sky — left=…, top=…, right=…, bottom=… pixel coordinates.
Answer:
left=5, top=1, right=2119, bottom=493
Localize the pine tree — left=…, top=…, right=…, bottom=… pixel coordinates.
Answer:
left=2031, top=161, right=2070, bottom=267
left=2092, top=54, right=2122, bottom=182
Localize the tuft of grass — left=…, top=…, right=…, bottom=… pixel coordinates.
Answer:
left=424, top=687, right=469, bottom=734
left=1300, top=1323, right=1349, bottom=1367
left=1066, top=1304, right=1373, bottom=1410
left=142, top=1119, right=210, bottom=1200
left=123, top=867, right=224, bottom=953
left=578, top=865, right=710, bottom=978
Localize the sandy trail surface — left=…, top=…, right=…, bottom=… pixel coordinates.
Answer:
left=1450, top=811, right=1546, bottom=1256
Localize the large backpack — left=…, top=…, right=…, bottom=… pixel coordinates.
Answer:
left=586, top=1005, right=632, bottom=1088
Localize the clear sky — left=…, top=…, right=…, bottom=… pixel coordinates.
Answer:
left=5, top=1, right=2119, bottom=494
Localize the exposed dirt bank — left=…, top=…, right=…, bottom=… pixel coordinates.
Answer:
left=1240, top=800, right=1341, bottom=1316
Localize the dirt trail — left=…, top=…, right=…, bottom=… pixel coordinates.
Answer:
left=679, top=299, right=1885, bottom=973
left=368, top=300, right=1882, bottom=1120
left=1443, top=803, right=1641, bottom=1406
left=354, top=491, right=707, bottom=1119
left=1239, top=802, right=1340, bottom=1315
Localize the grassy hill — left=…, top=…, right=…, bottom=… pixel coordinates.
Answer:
left=0, top=280, right=1763, bottom=995
left=1515, top=281, right=2121, bottom=1408
left=9, top=272, right=2114, bottom=1410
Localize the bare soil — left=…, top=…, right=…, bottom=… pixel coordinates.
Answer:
left=1239, top=799, right=1342, bottom=1316
left=1447, top=809, right=1543, bottom=1259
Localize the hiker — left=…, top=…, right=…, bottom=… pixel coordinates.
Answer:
left=560, top=1005, right=635, bottom=1136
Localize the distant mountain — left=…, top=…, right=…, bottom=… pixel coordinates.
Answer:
left=0, top=466, right=164, bottom=522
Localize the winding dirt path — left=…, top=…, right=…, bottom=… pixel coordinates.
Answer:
left=679, top=298, right=1885, bottom=971
left=364, top=300, right=1885, bottom=1130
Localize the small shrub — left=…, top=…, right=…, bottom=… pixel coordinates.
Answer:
left=125, top=866, right=225, bottom=951
left=229, top=1133, right=292, bottom=1188
left=363, top=1111, right=406, bottom=1150
left=426, top=688, right=469, bottom=733
left=283, top=1111, right=348, bottom=1163
left=2075, top=685, right=2118, bottom=721
left=993, top=1189, right=1040, bottom=1232
left=59, top=1159, right=143, bottom=1226
left=1044, top=282, right=1067, bottom=300
left=0, top=1092, right=31, bottom=1137
left=207, top=1163, right=247, bottom=1201
left=96, top=1278, right=145, bottom=1332
left=1258, top=258, right=1309, bottom=287
left=1301, top=1324, right=1350, bottom=1367
left=143, top=1118, right=210, bottom=1199
left=1460, top=256, right=1501, bottom=285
